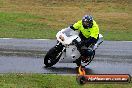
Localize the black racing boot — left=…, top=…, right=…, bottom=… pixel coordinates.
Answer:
left=73, top=56, right=81, bottom=66
left=72, top=39, right=83, bottom=66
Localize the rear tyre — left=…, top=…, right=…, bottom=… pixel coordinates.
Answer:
left=78, top=50, right=95, bottom=67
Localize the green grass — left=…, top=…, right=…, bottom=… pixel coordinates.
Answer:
left=0, top=74, right=131, bottom=88
left=101, top=30, right=132, bottom=41
left=0, top=12, right=57, bottom=39
left=0, top=0, right=132, bottom=40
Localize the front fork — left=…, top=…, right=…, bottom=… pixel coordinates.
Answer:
left=55, top=42, right=66, bottom=56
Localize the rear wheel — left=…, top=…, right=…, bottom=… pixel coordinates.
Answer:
left=44, top=45, right=63, bottom=67
left=76, top=50, right=95, bottom=67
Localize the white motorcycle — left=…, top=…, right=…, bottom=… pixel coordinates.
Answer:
left=44, top=28, right=103, bottom=67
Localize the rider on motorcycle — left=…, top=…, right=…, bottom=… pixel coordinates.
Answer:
left=45, top=15, right=101, bottom=67
left=60, top=15, right=99, bottom=64
left=62, top=15, right=99, bottom=51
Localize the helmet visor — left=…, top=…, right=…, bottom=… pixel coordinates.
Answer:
left=82, top=20, right=90, bottom=27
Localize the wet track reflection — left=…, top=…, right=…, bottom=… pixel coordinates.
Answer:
left=0, top=55, right=132, bottom=76
left=0, top=40, right=132, bottom=75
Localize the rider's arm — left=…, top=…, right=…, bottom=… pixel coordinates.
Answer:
left=72, top=20, right=82, bottom=31
left=70, top=25, right=78, bottom=31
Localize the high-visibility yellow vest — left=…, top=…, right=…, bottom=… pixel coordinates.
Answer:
left=73, top=20, right=99, bottom=39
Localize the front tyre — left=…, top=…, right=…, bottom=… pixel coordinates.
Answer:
left=44, top=46, right=62, bottom=67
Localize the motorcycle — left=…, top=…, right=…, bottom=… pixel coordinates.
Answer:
left=44, top=28, right=103, bottom=67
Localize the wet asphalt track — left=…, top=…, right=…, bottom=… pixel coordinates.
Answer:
left=0, top=38, right=132, bottom=75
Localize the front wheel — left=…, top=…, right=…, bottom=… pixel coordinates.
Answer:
left=44, top=46, right=63, bottom=67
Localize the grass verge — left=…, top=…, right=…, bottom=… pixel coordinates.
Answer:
left=0, top=0, right=132, bottom=40
left=0, top=73, right=131, bottom=88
